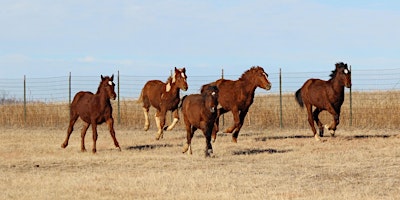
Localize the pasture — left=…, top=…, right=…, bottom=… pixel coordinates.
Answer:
left=1, top=127, right=399, bottom=200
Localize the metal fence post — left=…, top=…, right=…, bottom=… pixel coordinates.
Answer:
left=117, top=70, right=121, bottom=124
left=349, top=65, right=353, bottom=126
left=221, top=68, right=224, bottom=127
left=24, top=75, right=26, bottom=126
left=279, top=68, right=283, bottom=129
left=69, top=72, right=71, bottom=120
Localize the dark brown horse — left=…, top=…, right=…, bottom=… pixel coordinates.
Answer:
left=61, top=75, right=121, bottom=153
left=295, top=62, right=352, bottom=141
left=138, top=67, right=188, bottom=140
left=181, top=85, right=219, bottom=157
left=201, top=66, right=272, bottom=143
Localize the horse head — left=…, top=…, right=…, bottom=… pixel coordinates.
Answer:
left=202, top=85, right=219, bottom=113
left=252, top=66, right=272, bottom=90
left=334, top=62, right=352, bottom=88
left=173, top=67, right=188, bottom=91
left=100, top=75, right=117, bottom=100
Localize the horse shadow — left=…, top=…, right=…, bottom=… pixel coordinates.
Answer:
left=126, top=144, right=174, bottom=151
left=255, top=134, right=395, bottom=142
left=232, top=148, right=293, bottom=156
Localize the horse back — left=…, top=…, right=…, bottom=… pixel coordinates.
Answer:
left=211, top=79, right=250, bottom=110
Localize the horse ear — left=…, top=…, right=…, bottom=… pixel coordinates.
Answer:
left=174, top=67, right=179, bottom=73
left=101, top=75, right=104, bottom=80
left=111, top=75, right=114, bottom=81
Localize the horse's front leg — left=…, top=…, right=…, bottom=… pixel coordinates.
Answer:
left=106, top=118, right=121, bottom=151
left=91, top=122, right=98, bottom=153
left=324, top=106, right=340, bottom=137
left=80, top=122, right=90, bottom=152
left=165, top=109, right=179, bottom=131
left=204, top=126, right=213, bottom=157
left=183, top=125, right=195, bottom=155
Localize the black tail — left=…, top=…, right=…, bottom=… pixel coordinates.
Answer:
left=295, top=88, right=304, bottom=107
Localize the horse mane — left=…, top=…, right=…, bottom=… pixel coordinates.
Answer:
left=239, top=66, right=262, bottom=81
left=329, top=62, right=347, bottom=79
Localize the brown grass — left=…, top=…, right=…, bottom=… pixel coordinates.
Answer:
left=1, top=91, right=399, bottom=131
left=1, top=127, right=399, bottom=199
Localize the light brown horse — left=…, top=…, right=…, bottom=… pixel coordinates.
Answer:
left=201, top=66, right=272, bottom=143
left=138, top=67, right=188, bottom=140
left=181, top=85, right=219, bottom=157
left=61, top=75, right=121, bottom=153
left=295, top=62, right=352, bottom=141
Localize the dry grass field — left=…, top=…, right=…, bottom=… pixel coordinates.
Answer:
left=1, top=127, right=400, bottom=200
left=1, top=91, right=400, bottom=199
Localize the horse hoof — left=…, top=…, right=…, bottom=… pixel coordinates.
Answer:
left=182, top=144, right=189, bottom=153
left=232, top=137, right=238, bottom=143
left=314, top=135, right=321, bottom=141
left=116, top=147, right=122, bottom=151
left=61, top=143, right=67, bottom=148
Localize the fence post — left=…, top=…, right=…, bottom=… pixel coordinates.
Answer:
left=279, top=68, right=283, bottom=129
left=69, top=72, right=71, bottom=120
left=23, top=75, right=26, bottom=126
left=221, top=68, right=224, bottom=127
left=117, top=70, right=121, bottom=124
left=349, top=65, right=352, bottom=127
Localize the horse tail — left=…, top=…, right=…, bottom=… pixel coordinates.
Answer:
left=295, top=88, right=304, bottom=107
left=179, top=95, right=187, bottom=109
left=137, top=88, right=144, bottom=103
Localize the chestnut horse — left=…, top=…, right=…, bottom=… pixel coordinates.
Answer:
left=181, top=85, right=219, bottom=157
left=295, top=62, right=351, bottom=141
left=138, top=67, right=188, bottom=140
left=61, top=75, right=121, bottom=153
left=201, top=66, right=272, bottom=143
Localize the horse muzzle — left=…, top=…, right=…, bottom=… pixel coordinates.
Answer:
left=264, top=83, right=272, bottom=90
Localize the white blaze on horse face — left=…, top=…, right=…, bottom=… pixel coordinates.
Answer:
left=211, top=92, right=216, bottom=96
left=344, top=69, right=349, bottom=74
left=181, top=72, right=185, bottom=78
left=108, top=81, right=113, bottom=86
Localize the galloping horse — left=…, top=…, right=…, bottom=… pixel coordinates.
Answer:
left=138, top=67, right=188, bottom=140
left=181, top=85, right=219, bottom=157
left=295, top=62, right=352, bottom=141
left=61, top=75, right=121, bottom=153
left=201, top=66, right=272, bottom=143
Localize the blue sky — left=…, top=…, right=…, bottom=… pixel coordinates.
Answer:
left=1, top=0, right=399, bottom=79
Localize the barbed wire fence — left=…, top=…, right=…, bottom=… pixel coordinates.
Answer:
left=1, top=68, right=399, bottom=129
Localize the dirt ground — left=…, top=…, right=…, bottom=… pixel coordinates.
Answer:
left=0, top=127, right=399, bottom=200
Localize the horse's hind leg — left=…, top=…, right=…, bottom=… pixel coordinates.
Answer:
left=324, top=105, right=339, bottom=137
left=313, top=108, right=324, bottom=137
left=231, top=109, right=249, bottom=143
left=142, top=107, right=150, bottom=131
left=61, top=113, right=79, bottom=148
left=183, top=125, right=195, bottom=155
left=80, top=122, right=90, bottom=152
left=154, top=111, right=164, bottom=140
left=306, top=104, right=319, bottom=141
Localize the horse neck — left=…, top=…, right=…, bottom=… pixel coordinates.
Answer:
left=330, top=77, right=345, bottom=95
left=164, top=81, right=180, bottom=98
left=238, top=78, right=258, bottom=96
left=95, top=87, right=111, bottom=106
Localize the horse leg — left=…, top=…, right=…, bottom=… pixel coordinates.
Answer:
left=183, top=125, right=196, bottom=155
left=324, top=105, right=339, bottom=137
left=313, top=108, right=324, bottom=137
left=91, top=122, right=98, bottom=153
left=204, top=126, right=213, bottom=157
left=306, top=104, right=319, bottom=141
left=80, top=122, right=90, bottom=152
left=154, top=111, right=164, bottom=140
left=165, top=109, right=179, bottom=131
left=224, top=108, right=238, bottom=134
left=211, top=108, right=225, bottom=142
left=106, top=118, right=121, bottom=151
left=232, top=109, right=249, bottom=143
left=61, top=113, right=79, bottom=148
left=142, top=107, right=150, bottom=131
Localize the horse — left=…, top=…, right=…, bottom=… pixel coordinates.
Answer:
left=295, top=62, right=352, bottom=141
left=61, top=75, right=121, bottom=153
left=181, top=85, right=219, bottom=157
left=201, top=66, right=272, bottom=143
left=138, top=67, right=188, bottom=140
